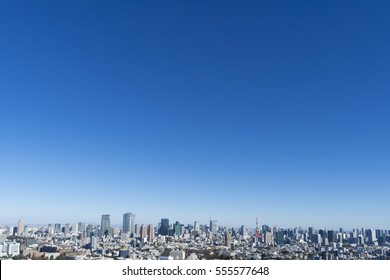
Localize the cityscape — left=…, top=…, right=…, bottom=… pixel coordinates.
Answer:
left=1, top=1, right=390, bottom=269
left=1, top=214, right=389, bottom=260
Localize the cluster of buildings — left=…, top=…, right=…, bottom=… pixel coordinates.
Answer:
left=1, top=215, right=389, bottom=260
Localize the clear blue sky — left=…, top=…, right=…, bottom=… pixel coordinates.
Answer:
left=0, top=0, right=389, bottom=229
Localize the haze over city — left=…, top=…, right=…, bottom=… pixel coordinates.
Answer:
left=1, top=0, right=389, bottom=229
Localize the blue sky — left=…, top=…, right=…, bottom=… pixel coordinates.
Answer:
left=0, top=0, right=389, bottom=229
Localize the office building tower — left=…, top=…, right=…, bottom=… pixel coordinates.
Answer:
left=194, top=221, right=200, bottom=232
left=72, top=223, right=78, bottom=233
left=148, top=224, right=155, bottom=243
left=121, top=213, right=128, bottom=232
left=367, top=229, right=377, bottom=244
left=123, top=213, right=129, bottom=233
left=91, top=236, right=98, bottom=250
left=174, top=221, right=181, bottom=236
left=130, top=214, right=136, bottom=234
left=311, top=234, right=322, bottom=244
left=122, top=212, right=136, bottom=234
left=159, top=218, right=169, bottom=235
left=240, top=225, right=245, bottom=236
left=358, top=235, right=365, bottom=245
left=210, top=220, right=218, bottom=234
left=101, top=214, right=110, bottom=236
left=337, top=233, right=344, bottom=243
left=264, top=231, right=272, bottom=245
left=308, top=227, right=313, bottom=237
left=78, top=222, right=86, bottom=233
left=140, top=224, right=148, bottom=240
left=276, top=231, right=285, bottom=245
left=17, top=219, right=24, bottom=236
left=86, top=224, right=94, bottom=238
left=225, top=232, right=232, bottom=247
left=328, top=230, right=335, bottom=243
left=54, top=223, right=61, bottom=233
left=134, top=224, right=140, bottom=236
left=64, top=223, right=70, bottom=235
left=48, top=224, right=54, bottom=234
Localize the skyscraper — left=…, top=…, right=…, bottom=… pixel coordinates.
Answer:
left=210, top=220, right=218, bottom=234
left=123, top=212, right=136, bottom=234
left=276, top=231, right=285, bottom=245
left=159, top=218, right=169, bottom=235
left=148, top=224, right=155, bottom=243
left=240, top=225, right=245, bottom=236
left=194, top=221, right=200, bottom=232
left=54, top=223, right=61, bottom=233
left=264, top=231, right=272, bottom=245
left=101, top=214, right=110, bottom=236
left=308, top=227, right=314, bottom=237
left=367, top=229, right=377, bottom=244
left=78, top=222, right=86, bottom=232
left=140, top=224, right=148, bottom=239
left=64, top=223, right=70, bottom=235
left=225, top=232, right=232, bottom=247
left=73, top=223, right=79, bottom=233
left=17, top=219, right=24, bottom=236
left=173, top=221, right=181, bottom=236
left=134, top=224, right=140, bottom=236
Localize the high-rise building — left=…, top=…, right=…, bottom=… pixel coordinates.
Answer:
left=91, top=236, right=98, bottom=250
left=225, top=232, right=232, bottom=247
left=48, top=224, right=54, bottom=234
left=159, top=218, right=169, bottom=235
left=101, top=215, right=110, bottom=236
left=264, top=231, right=272, bottom=245
left=240, top=225, right=245, bottom=236
left=194, top=221, right=200, bottom=232
left=311, top=234, right=322, bottom=244
left=134, top=224, right=140, bottom=236
left=140, top=224, right=148, bottom=239
left=367, top=229, right=377, bottom=244
left=148, top=224, right=155, bottom=243
left=54, top=223, right=61, bottom=233
left=210, top=220, right=218, bottom=234
left=276, top=231, right=285, bottom=245
left=17, top=219, right=24, bottom=236
left=64, top=223, right=70, bottom=235
left=174, top=221, right=181, bottom=236
left=123, top=212, right=136, bottom=234
left=78, top=222, right=86, bottom=232
left=86, top=224, right=94, bottom=238
left=327, top=230, right=335, bottom=243
left=72, top=223, right=79, bottom=233
left=308, top=227, right=313, bottom=237
left=130, top=214, right=136, bottom=234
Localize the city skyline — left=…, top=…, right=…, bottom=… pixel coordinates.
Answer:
left=1, top=213, right=389, bottom=232
left=1, top=1, right=390, bottom=229
left=2, top=216, right=389, bottom=260
left=5, top=217, right=390, bottom=236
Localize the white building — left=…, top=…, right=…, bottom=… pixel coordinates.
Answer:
left=169, top=249, right=185, bottom=260
left=0, top=242, right=20, bottom=258
left=17, top=220, right=24, bottom=236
